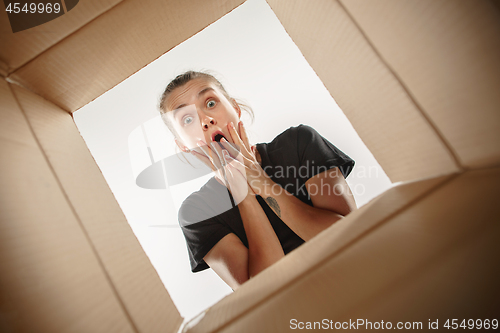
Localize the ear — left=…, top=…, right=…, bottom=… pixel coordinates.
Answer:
left=175, top=138, right=190, bottom=152
left=232, top=99, right=242, bottom=118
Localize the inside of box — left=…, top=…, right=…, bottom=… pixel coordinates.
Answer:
left=1, top=0, right=499, bottom=332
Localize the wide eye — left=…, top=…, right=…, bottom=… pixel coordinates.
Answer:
left=207, top=100, right=216, bottom=108
left=183, top=116, right=194, bottom=125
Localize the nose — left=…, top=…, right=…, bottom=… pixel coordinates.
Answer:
left=201, top=115, right=216, bottom=130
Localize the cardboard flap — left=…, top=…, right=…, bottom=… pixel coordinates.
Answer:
left=186, top=172, right=456, bottom=333
left=266, top=0, right=460, bottom=183
left=9, top=82, right=183, bottom=332
left=341, top=0, right=500, bottom=170
left=0, top=59, right=8, bottom=77
left=0, top=78, right=137, bottom=332
left=187, top=166, right=499, bottom=332
left=0, top=0, right=122, bottom=74
left=7, top=0, right=246, bottom=112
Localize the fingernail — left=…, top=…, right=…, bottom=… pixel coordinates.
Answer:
left=229, top=122, right=234, bottom=128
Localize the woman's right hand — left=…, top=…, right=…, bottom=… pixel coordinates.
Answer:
left=192, top=140, right=252, bottom=206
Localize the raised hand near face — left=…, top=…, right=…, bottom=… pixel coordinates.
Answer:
left=191, top=138, right=251, bottom=206
left=225, top=121, right=273, bottom=197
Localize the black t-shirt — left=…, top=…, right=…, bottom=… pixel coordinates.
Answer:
left=178, top=125, right=355, bottom=272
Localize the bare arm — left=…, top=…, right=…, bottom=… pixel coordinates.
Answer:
left=204, top=192, right=284, bottom=290
left=202, top=122, right=357, bottom=288
left=225, top=121, right=357, bottom=242
left=257, top=167, right=357, bottom=241
left=198, top=138, right=284, bottom=290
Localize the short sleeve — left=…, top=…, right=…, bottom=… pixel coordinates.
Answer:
left=296, top=125, right=355, bottom=180
left=179, top=198, right=232, bottom=272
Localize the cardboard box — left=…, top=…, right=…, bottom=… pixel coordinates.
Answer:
left=1, top=0, right=499, bottom=332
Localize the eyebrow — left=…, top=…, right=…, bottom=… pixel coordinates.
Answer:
left=172, top=87, right=215, bottom=118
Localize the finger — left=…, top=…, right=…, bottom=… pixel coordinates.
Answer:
left=220, top=138, right=241, bottom=160
left=190, top=150, right=213, bottom=170
left=222, top=149, right=245, bottom=168
left=222, top=149, right=237, bottom=167
left=198, top=139, right=224, bottom=171
left=221, top=149, right=245, bottom=172
left=196, top=140, right=211, bottom=157
left=238, top=121, right=252, bottom=152
left=226, top=160, right=247, bottom=180
left=223, top=150, right=247, bottom=180
left=196, top=141, right=221, bottom=171
left=213, top=143, right=234, bottom=187
left=227, top=121, right=246, bottom=153
left=199, top=139, right=220, bottom=162
left=196, top=141, right=214, bottom=164
left=202, top=142, right=226, bottom=183
left=210, top=142, right=225, bottom=171
left=223, top=166, right=236, bottom=192
left=192, top=145, right=216, bottom=171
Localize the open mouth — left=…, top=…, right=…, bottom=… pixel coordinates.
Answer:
left=213, top=133, right=226, bottom=142
left=211, top=131, right=228, bottom=149
left=211, top=131, right=238, bottom=158
left=212, top=131, right=229, bottom=142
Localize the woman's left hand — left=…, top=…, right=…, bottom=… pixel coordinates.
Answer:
left=223, top=121, right=273, bottom=197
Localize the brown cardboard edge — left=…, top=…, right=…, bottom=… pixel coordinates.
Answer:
left=0, top=78, right=141, bottom=332
left=7, top=79, right=72, bottom=114
left=0, top=59, right=8, bottom=78
left=335, top=0, right=464, bottom=172
left=5, top=0, right=493, bottom=329
left=188, top=166, right=500, bottom=332
left=7, top=0, right=247, bottom=113
left=68, top=0, right=248, bottom=114
left=185, top=171, right=460, bottom=333
left=338, top=174, right=500, bottom=322
left=263, top=0, right=461, bottom=183
left=10, top=82, right=184, bottom=332
left=201, top=167, right=500, bottom=332
left=491, top=0, right=500, bottom=12
left=338, top=0, right=500, bottom=171
left=8, top=0, right=126, bottom=74
left=7, top=81, right=145, bottom=332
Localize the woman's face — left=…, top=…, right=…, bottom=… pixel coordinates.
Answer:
left=164, top=78, right=241, bottom=151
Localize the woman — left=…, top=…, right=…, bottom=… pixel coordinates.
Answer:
left=159, top=71, right=357, bottom=290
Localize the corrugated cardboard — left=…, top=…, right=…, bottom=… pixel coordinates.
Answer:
left=0, top=78, right=136, bottom=332
left=0, top=59, right=8, bottom=77
left=186, top=167, right=500, bottom=333
left=0, top=0, right=123, bottom=74
left=6, top=0, right=246, bottom=112
left=1, top=0, right=499, bottom=332
left=266, top=0, right=462, bottom=184
left=185, top=173, right=457, bottom=333
left=341, top=0, right=500, bottom=170
left=10, top=83, right=182, bottom=332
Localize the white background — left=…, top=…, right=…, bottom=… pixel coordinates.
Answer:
left=74, top=0, right=393, bottom=322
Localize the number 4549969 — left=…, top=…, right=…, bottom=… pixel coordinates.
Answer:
left=5, top=3, right=61, bottom=14
left=444, top=319, right=498, bottom=330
